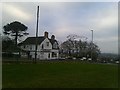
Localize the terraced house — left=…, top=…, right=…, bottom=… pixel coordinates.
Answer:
left=19, top=32, right=59, bottom=60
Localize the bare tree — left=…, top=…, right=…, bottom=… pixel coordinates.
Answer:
left=60, top=34, right=100, bottom=61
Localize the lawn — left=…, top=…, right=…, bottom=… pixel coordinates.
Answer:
left=2, top=61, right=118, bottom=88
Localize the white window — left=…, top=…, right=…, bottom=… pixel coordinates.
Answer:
left=46, top=42, right=49, bottom=46
left=52, top=52, right=57, bottom=57
left=53, top=42, right=57, bottom=48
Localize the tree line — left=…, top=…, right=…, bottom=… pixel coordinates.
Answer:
left=2, top=21, right=101, bottom=61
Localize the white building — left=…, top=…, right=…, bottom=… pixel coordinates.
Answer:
left=18, top=32, right=59, bottom=60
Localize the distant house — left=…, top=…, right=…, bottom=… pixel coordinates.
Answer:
left=18, top=32, right=59, bottom=60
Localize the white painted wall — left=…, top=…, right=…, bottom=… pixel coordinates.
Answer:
left=21, top=45, right=36, bottom=51
left=40, top=38, right=52, bottom=50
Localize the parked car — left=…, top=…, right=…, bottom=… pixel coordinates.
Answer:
left=88, top=58, right=92, bottom=61
left=81, top=57, right=86, bottom=61
left=115, top=61, right=119, bottom=64
left=73, top=57, right=76, bottom=60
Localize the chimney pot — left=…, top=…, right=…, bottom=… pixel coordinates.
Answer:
left=44, top=31, right=48, bottom=38
left=51, top=35, right=55, bottom=40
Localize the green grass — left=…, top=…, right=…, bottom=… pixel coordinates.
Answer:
left=2, top=61, right=118, bottom=88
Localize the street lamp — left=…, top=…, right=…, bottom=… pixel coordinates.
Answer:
left=91, top=30, right=93, bottom=61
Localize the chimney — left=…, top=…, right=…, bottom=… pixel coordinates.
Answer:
left=44, top=31, right=48, bottom=38
left=51, top=35, right=55, bottom=40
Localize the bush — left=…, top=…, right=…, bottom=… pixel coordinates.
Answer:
left=2, top=52, right=20, bottom=58
left=2, top=52, right=13, bottom=58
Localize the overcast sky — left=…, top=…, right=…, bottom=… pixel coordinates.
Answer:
left=2, top=2, right=118, bottom=54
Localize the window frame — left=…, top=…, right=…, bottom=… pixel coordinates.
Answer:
left=46, top=42, right=49, bottom=46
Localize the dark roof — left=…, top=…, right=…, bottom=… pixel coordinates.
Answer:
left=18, top=37, right=59, bottom=49
left=49, top=39, right=58, bottom=45
left=18, top=37, right=45, bottom=45
left=49, top=39, right=59, bottom=49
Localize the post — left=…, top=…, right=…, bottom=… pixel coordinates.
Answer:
left=35, top=6, right=39, bottom=63
left=91, top=30, right=93, bottom=43
left=91, top=30, right=93, bottom=61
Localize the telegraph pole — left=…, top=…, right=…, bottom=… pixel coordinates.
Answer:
left=35, top=6, right=39, bottom=63
left=91, top=30, right=93, bottom=61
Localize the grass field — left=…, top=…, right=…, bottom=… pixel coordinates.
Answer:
left=2, top=61, right=118, bottom=88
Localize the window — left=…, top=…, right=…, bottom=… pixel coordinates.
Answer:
left=42, top=44, right=44, bottom=49
left=46, top=42, right=49, bottom=46
left=52, top=52, right=57, bottom=57
left=30, top=45, right=32, bottom=50
left=48, top=53, right=50, bottom=58
left=41, top=52, right=44, bottom=58
left=23, top=45, right=26, bottom=48
left=53, top=42, right=57, bottom=49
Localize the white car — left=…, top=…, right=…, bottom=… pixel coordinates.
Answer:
left=88, top=58, right=92, bottom=61
left=83, top=57, right=86, bottom=60
left=81, top=57, right=86, bottom=61
left=73, top=57, right=76, bottom=60
left=81, top=58, right=84, bottom=61
left=115, top=61, right=119, bottom=64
